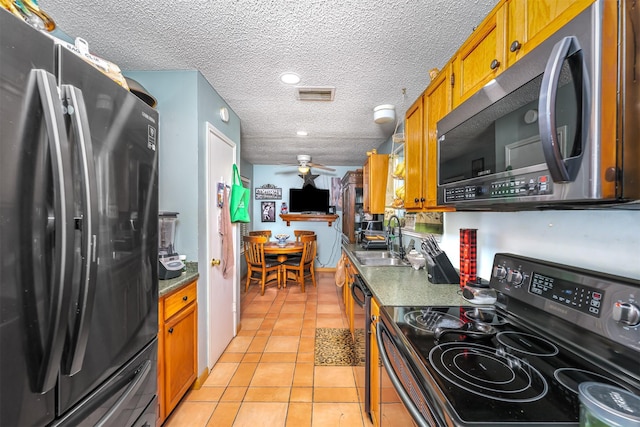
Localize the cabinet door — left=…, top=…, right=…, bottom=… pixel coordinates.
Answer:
left=369, top=298, right=381, bottom=427
left=164, top=303, right=197, bottom=415
left=363, top=160, right=371, bottom=213
left=424, top=67, right=454, bottom=210
left=452, top=6, right=505, bottom=107
left=404, top=96, right=425, bottom=210
left=505, top=0, right=594, bottom=67
left=363, top=153, right=389, bottom=214
left=341, top=183, right=353, bottom=243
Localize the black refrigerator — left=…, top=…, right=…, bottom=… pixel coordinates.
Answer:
left=1, top=10, right=158, bottom=427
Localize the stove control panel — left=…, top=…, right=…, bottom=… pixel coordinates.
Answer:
left=490, top=253, right=640, bottom=352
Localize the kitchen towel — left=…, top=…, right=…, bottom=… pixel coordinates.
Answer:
left=221, top=186, right=234, bottom=279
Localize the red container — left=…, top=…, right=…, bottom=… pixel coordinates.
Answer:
left=459, top=229, right=477, bottom=288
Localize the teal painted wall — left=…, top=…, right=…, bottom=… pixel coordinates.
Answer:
left=124, top=69, right=242, bottom=376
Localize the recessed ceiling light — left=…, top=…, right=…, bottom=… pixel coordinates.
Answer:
left=296, top=130, right=308, bottom=136
left=280, top=72, right=301, bottom=85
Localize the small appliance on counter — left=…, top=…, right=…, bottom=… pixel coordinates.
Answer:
left=159, top=211, right=185, bottom=280
left=359, top=220, right=386, bottom=249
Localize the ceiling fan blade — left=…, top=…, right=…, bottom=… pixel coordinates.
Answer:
left=308, top=162, right=335, bottom=172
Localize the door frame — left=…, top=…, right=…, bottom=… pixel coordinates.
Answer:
left=204, top=122, right=238, bottom=369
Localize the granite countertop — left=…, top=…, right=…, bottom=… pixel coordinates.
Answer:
left=342, top=243, right=466, bottom=307
left=159, top=262, right=199, bottom=297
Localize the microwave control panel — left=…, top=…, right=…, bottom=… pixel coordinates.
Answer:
left=443, top=173, right=553, bottom=202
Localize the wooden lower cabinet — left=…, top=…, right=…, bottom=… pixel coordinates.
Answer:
left=158, top=280, right=198, bottom=425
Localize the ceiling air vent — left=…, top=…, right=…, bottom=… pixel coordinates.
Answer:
left=295, top=86, right=335, bottom=101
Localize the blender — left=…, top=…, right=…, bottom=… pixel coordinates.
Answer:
left=158, top=211, right=185, bottom=280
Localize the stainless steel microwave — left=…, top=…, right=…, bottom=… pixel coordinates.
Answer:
left=437, top=1, right=639, bottom=210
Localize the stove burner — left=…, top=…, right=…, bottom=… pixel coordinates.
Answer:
left=554, top=368, right=627, bottom=394
left=463, top=308, right=507, bottom=325
left=404, top=310, right=463, bottom=333
left=429, top=342, right=548, bottom=403
left=496, top=331, right=559, bottom=357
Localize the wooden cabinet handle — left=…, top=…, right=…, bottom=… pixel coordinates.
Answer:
left=490, top=59, right=500, bottom=70
left=510, top=40, right=521, bottom=52
left=168, top=327, right=174, bottom=334
left=182, top=296, right=188, bottom=301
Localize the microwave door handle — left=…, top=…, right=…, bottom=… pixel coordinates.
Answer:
left=539, top=36, right=581, bottom=183
left=60, top=85, right=99, bottom=375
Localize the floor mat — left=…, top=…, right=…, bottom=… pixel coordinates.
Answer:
left=314, top=327, right=365, bottom=366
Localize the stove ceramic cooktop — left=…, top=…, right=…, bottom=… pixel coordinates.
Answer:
left=381, top=305, right=638, bottom=425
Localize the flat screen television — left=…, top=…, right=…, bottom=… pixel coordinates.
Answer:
left=289, top=187, right=330, bottom=214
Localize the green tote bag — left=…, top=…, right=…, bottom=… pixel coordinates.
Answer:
left=230, top=164, right=251, bottom=223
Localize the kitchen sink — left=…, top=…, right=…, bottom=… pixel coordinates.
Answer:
left=353, top=251, right=411, bottom=267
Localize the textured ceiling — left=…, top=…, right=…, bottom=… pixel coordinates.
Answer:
left=40, top=0, right=498, bottom=168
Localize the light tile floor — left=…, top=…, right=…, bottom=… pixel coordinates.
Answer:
left=164, top=272, right=373, bottom=427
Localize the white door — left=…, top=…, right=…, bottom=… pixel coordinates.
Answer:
left=206, top=122, right=237, bottom=368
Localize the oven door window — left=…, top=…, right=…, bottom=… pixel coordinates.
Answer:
left=438, top=49, right=583, bottom=185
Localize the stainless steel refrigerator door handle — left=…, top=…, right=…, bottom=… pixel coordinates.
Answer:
left=32, top=69, right=75, bottom=392
left=539, top=36, right=587, bottom=182
left=376, top=322, right=431, bottom=427
left=60, top=84, right=99, bottom=376
left=94, top=360, right=152, bottom=427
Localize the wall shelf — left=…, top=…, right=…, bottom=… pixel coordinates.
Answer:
left=280, top=213, right=339, bottom=226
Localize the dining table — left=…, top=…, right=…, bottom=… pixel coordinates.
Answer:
left=263, top=241, right=303, bottom=288
left=263, top=241, right=303, bottom=263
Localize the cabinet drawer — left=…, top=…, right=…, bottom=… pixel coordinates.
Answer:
left=164, top=281, right=197, bottom=320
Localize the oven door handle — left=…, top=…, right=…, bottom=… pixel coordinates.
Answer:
left=377, top=321, right=432, bottom=427
left=539, top=35, right=588, bottom=183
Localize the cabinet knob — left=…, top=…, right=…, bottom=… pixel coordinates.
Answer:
left=211, top=258, right=221, bottom=266
left=420, top=197, right=425, bottom=202
left=490, top=59, right=500, bottom=70
left=168, top=327, right=174, bottom=334
left=510, top=40, right=521, bottom=52
left=182, top=295, right=188, bottom=301
left=414, top=198, right=419, bottom=203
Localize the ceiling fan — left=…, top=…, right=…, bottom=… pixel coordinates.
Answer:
left=279, top=155, right=336, bottom=175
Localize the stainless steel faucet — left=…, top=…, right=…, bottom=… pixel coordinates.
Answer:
left=387, top=215, right=405, bottom=259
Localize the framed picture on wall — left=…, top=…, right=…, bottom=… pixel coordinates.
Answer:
left=261, top=201, right=276, bottom=222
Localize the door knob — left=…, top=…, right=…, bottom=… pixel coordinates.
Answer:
left=211, top=258, right=221, bottom=266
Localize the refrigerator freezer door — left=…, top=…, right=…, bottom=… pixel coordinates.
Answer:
left=55, top=46, right=159, bottom=414
left=1, top=10, right=75, bottom=427
left=51, top=339, right=157, bottom=427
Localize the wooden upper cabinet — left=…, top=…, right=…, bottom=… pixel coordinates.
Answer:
left=403, top=96, right=425, bottom=210
left=505, top=0, right=595, bottom=67
left=423, top=67, right=454, bottom=211
left=363, top=151, right=389, bottom=214
left=404, top=65, right=454, bottom=212
left=452, top=6, right=505, bottom=107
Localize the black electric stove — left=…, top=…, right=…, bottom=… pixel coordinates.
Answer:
left=378, top=253, right=640, bottom=426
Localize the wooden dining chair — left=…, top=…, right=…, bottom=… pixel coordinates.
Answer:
left=249, top=230, right=272, bottom=238
left=282, top=234, right=317, bottom=292
left=293, top=230, right=314, bottom=242
left=243, top=235, right=281, bottom=295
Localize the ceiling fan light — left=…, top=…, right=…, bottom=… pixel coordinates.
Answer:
left=298, top=166, right=310, bottom=174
